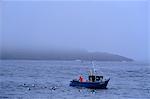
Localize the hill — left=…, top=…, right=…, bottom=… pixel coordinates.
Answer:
left=0, top=49, right=133, bottom=61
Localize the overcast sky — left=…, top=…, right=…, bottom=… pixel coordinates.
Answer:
left=1, top=0, right=150, bottom=61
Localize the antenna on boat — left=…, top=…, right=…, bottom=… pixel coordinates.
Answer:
left=92, top=61, right=96, bottom=74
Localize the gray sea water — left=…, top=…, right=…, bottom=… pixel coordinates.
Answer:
left=0, top=60, right=150, bottom=99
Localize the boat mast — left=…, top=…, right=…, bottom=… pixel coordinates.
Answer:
left=92, top=61, right=96, bottom=75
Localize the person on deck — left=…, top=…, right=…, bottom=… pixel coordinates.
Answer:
left=79, top=75, right=84, bottom=82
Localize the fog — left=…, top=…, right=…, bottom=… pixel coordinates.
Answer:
left=1, top=0, right=149, bottom=61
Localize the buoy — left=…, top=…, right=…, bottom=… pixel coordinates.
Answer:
left=51, top=86, right=57, bottom=90
left=31, top=84, right=35, bottom=87
left=27, top=87, right=31, bottom=91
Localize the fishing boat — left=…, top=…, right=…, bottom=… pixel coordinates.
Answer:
left=69, top=62, right=110, bottom=89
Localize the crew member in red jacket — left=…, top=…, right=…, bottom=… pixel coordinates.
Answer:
left=79, top=75, right=84, bottom=82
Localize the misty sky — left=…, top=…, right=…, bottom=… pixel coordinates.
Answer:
left=1, top=0, right=150, bottom=60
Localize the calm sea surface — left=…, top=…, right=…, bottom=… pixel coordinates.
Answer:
left=0, top=60, right=150, bottom=99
